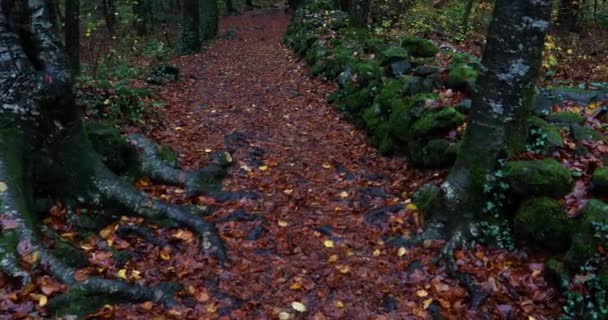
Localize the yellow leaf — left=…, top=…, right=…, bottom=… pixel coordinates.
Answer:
left=283, top=189, right=293, bottom=195
left=323, top=240, right=334, bottom=248
left=416, top=289, right=429, bottom=298
left=397, top=247, right=407, bottom=257
left=259, top=165, right=269, bottom=171
left=38, top=295, right=48, bottom=307
left=117, top=269, right=127, bottom=279
left=528, top=317, right=537, bottom=320
left=131, top=270, right=142, bottom=280
left=328, top=255, right=338, bottom=262
left=99, top=225, right=115, bottom=239
left=160, top=251, right=171, bottom=261
left=278, top=311, right=291, bottom=320
left=336, top=265, right=350, bottom=273
left=335, top=300, right=344, bottom=308
left=0, top=182, right=7, bottom=192
left=423, top=298, right=433, bottom=309
left=290, top=282, right=302, bottom=290
left=373, top=249, right=381, bottom=256
left=278, top=220, right=288, bottom=227
left=291, top=301, right=307, bottom=312
left=339, top=191, right=348, bottom=198
left=322, top=163, right=331, bottom=169
left=406, top=203, right=418, bottom=211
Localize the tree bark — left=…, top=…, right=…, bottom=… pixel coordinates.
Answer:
left=558, top=0, right=582, bottom=31
left=441, top=0, right=552, bottom=226
left=226, top=0, right=237, bottom=13
left=102, top=0, right=116, bottom=36
left=462, top=0, right=475, bottom=34
left=347, top=0, right=369, bottom=27
left=65, top=0, right=80, bottom=75
left=201, top=0, right=219, bottom=40
left=179, top=0, right=201, bottom=54
left=133, top=0, right=147, bottom=36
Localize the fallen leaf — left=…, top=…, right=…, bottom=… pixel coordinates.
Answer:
left=323, top=240, right=334, bottom=248
left=291, top=301, right=307, bottom=312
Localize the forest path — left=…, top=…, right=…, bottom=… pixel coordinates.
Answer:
left=123, top=8, right=561, bottom=319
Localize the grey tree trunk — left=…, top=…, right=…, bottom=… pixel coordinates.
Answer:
left=441, top=0, right=552, bottom=227
left=201, top=0, right=219, bottom=40
left=347, top=0, right=369, bottom=27
left=133, top=0, right=147, bottom=36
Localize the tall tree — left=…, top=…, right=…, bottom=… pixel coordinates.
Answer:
left=179, top=0, right=201, bottom=54
left=337, top=0, right=369, bottom=27
left=65, top=0, right=80, bottom=75
left=0, top=0, right=225, bottom=313
left=558, top=0, right=582, bottom=31
left=102, top=0, right=117, bottom=36
left=201, top=0, right=219, bottom=40
left=133, top=0, right=147, bottom=36
left=226, top=0, right=237, bottom=14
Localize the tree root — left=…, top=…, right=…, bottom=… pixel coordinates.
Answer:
left=126, top=133, right=232, bottom=197
left=388, top=222, right=490, bottom=309
left=116, top=224, right=170, bottom=248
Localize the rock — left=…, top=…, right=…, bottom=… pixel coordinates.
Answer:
left=409, top=107, right=465, bottom=138
left=455, top=99, right=472, bottom=114
left=388, top=94, right=437, bottom=141
left=401, top=36, right=438, bottom=58
left=565, top=199, right=608, bottom=268
left=387, top=60, right=412, bottom=77
left=534, top=86, right=608, bottom=116
left=337, top=67, right=353, bottom=88
left=504, top=159, right=573, bottom=198
left=422, top=73, right=443, bottom=91
left=413, top=65, right=438, bottom=77
left=379, top=46, right=409, bottom=65
left=546, top=112, right=584, bottom=125
left=514, top=197, right=573, bottom=251
left=527, top=116, right=564, bottom=153
left=408, top=138, right=457, bottom=168
left=592, top=167, right=608, bottom=195
left=401, top=76, right=429, bottom=96
left=571, top=124, right=603, bottom=142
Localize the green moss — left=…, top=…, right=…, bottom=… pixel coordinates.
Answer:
left=362, top=104, right=384, bottom=130
left=376, top=79, right=405, bottom=108
left=85, top=121, right=134, bottom=174
left=544, top=257, right=568, bottom=286
left=514, top=197, right=573, bottom=252
left=571, top=125, right=603, bottom=142
left=409, top=107, right=465, bottom=138
left=400, top=36, right=438, bottom=58
left=592, top=167, right=608, bottom=195
left=527, top=116, right=564, bottom=152
left=446, top=64, right=478, bottom=92
left=344, top=87, right=371, bottom=112
left=379, top=46, right=409, bottom=65
left=546, top=112, right=584, bottom=125
left=401, top=76, right=431, bottom=96
left=158, top=145, right=178, bottom=167
left=504, top=159, right=573, bottom=198
left=351, top=60, right=383, bottom=84
left=51, top=241, right=88, bottom=268
left=388, top=94, right=438, bottom=141
left=369, top=123, right=394, bottom=155
left=565, top=199, right=608, bottom=269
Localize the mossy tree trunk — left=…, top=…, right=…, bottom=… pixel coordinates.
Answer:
left=133, top=0, right=147, bottom=36
left=0, top=0, right=225, bottom=313
left=201, top=0, right=218, bottom=40
left=337, top=0, right=369, bottom=27
left=179, top=0, right=201, bottom=55
left=440, top=0, right=551, bottom=231
left=558, top=0, right=581, bottom=31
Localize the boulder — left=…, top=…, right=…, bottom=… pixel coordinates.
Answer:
left=504, top=159, right=573, bottom=198
left=401, top=36, right=438, bottom=58
left=409, top=107, right=465, bottom=138
left=565, top=199, right=608, bottom=268
left=527, top=116, right=564, bottom=153
left=514, top=197, right=573, bottom=251
left=592, top=167, right=608, bottom=195
left=546, top=112, right=584, bottom=125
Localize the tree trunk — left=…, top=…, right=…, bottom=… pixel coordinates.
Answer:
left=102, top=0, right=116, bottom=36
left=179, top=0, right=201, bottom=54
left=0, top=0, right=225, bottom=314
left=65, top=0, right=80, bottom=75
left=558, top=0, right=581, bottom=31
left=201, top=0, right=219, bottom=40
left=347, top=0, right=369, bottom=27
left=462, top=0, right=475, bottom=34
left=226, top=0, right=237, bottom=13
left=133, top=0, right=147, bottom=36
left=441, top=0, right=552, bottom=226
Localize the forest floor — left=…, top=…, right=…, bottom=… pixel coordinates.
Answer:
left=115, top=9, right=563, bottom=319
left=0, top=8, right=565, bottom=320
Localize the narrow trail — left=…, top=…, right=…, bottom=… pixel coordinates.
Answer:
left=119, top=9, right=561, bottom=319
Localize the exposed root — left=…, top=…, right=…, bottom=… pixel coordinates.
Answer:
left=126, top=133, right=232, bottom=197
left=388, top=221, right=490, bottom=309
left=116, top=224, right=170, bottom=248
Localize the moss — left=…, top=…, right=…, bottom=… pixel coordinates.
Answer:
left=379, top=46, right=409, bottom=65
left=401, top=76, right=431, bottom=96
left=514, top=197, right=573, bottom=252
left=376, top=79, right=405, bottom=108
left=369, top=123, right=394, bottom=155
left=351, top=60, right=383, bottom=84
left=388, top=93, right=438, bottom=141
left=409, top=107, right=465, bottom=138
left=412, top=184, right=442, bottom=219
left=344, top=87, right=371, bottom=112
left=446, top=64, right=478, bottom=92
left=592, top=167, right=608, bottom=195
left=546, top=112, right=584, bottom=125
left=51, top=241, right=88, bottom=268
left=504, top=159, right=573, bottom=198
left=158, top=145, right=178, bottom=167
left=527, top=116, right=564, bottom=152
left=565, top=199, right=608, bottom=269
left=86, top=121, right=134, bottom=174
left=408, top=138, right=457, bottom=168
left=362, top=104, right=384, bottom=130
left=400, top=36, right=438, bottom=58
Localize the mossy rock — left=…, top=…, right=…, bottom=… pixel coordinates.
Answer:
left=409, top=107, right=465, bottom=138
left=546, top=112, right=584, bottom=125
left=388, top=99, right=415, bottom=141
left=351, top=60, right=383, bottom=84
left=408, top=138, right=458, bottom=168
left=379, top=46, right=409, bottom=65
left=446, top=64, right=478, bottom=93
left=375, top=79, right=406, bottom=109
left=344, top=87, right=372, bottom=112
left=412, top=184, right=442, bottom=219
left=571, top=124, right=603, bottom=142
left=504, top=159, right=573, bottom=198
left=544, top=257, right=569, bottom=287
left=362, top=104, right=385, bottom=131
left=369, top=123, right=394, bottom=155
left=402, top=75, right=432, bottom=96
left=527, top=116, right=564, bottom=153
left=592, top=167, right=608, bottom=195
left=565, top=199, right=608, bottom=269
left=401, top=36, right=438, bottom=58
left=514, top=197, right=573, bottom=251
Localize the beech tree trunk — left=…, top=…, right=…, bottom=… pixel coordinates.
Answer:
left=65, top=0, right=79, bottom=75
left=179, top=0, right=201, bottom=54
left=133, top=0, right=147, bottom=36
left=102, top=0, right=116, bottom=36
left=440, top=0, right=552, bottom=227
left=558, top=0, right=582, bottom=31
left=339, top=0, right=369, bottom=27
